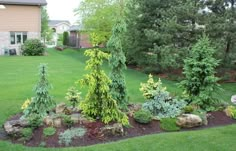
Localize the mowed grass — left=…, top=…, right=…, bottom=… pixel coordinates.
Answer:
left=0, top=48, right=235, bottom=151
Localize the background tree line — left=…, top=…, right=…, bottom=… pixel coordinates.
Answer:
left=76, top=0, right=236, bottom=73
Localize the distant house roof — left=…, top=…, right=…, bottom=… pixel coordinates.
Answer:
left=48, top=20, right=71, bottom=27
left=0, top=0, right=47, bottom=6
left=68, top=25, right=85, bottom=32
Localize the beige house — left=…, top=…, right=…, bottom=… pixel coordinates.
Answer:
left=0, top=0, right=47, bottom=55
left=48, top=20, right=71, bottom=34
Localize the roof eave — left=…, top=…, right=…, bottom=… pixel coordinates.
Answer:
left=0, top=2, right=47, bottom=6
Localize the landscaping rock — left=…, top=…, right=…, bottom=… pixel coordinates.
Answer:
left=43, top=115, right=62, bottom=127
left=231, top=95, right=236, bottom=104
left=0, top=128, right=8, bottom=140
left=63, top=108, right=72, bottom=115
left=79, top=117, right=94, bottom=125
left=53, top=117, right=62, bottom=128
left=176, top=114, right=202, bottom=128
left=71, top=113, right=81, bottom=123
left=4, top=119, right=29, bottom=135
left=101, top=123, right=124, bottom=136
left=127, top=103, right=142, bottom=117
left=55, top=103, right=67, bottom=114
left=44, top=116, right=54, bottom=126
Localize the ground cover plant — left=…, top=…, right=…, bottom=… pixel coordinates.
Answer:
left=0, top=48, right=236, bottom=151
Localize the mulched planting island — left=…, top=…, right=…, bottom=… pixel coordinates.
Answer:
left=5, top=111, right=236, bottom=148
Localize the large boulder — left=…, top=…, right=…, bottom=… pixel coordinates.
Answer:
left=55, top=103, right=67, bottom=114
left=4, top=119, right=29, bottom=136
left=176, top=114, right=203, bottom=128
left=43, top=115, right=62, bottom=127
left=101, top=123, right=124, bottom=136
left=70, top=113, right=81, bottom=123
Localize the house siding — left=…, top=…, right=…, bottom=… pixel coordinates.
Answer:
left=0, top=5, right=41, bottom=32
left=0, top=5, right=41, bottom=55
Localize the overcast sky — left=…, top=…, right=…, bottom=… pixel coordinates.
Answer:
left=46, top=0, right=82, bottom=24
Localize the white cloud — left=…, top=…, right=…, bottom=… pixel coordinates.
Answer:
left=46, top=0, right=81, bottom=24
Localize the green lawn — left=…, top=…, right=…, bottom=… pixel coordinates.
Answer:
left=0, top=48, right=235, bottom=151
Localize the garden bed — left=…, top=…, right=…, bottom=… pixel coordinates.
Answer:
left=6, top=111, right=236, bottom=148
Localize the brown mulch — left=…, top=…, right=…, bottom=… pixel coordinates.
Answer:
left=6, top=111, right=236, bottom=148
left=127, top=64, right=236, bottom=83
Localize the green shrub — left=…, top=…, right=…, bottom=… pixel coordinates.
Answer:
left=59, top=127, right=86, bottom=146
left=160, top=118, right=180, bottom=131
left=21, top=128, right=33, bottom=141
left=63, top=32, right=69, bottom=46
left=23, top=64, right=55, bottom=118
left=140, top=74, right=160, bottom=100
left=28, top=114, right=43, bottom=129
left=65, top=87, right=82, bottom=108
left=22, top=39, right=45, bottom=56
left=43, top=127, right=56, bottom=137
left=183, top=105, right=194, bottom=113
left=62, top=115, right=74, bottom=128
left=134, top=110, right=152, bottom=124
left=141, top=76, right=186, bottom=119
left=180, top=36, right=220, bottom=111
left=225, top=106, right=236, bottom=119
left=39, top=141, right=46, bottom=147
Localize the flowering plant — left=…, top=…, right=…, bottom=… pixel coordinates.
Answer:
left=21, top=98, right=31, bottom=110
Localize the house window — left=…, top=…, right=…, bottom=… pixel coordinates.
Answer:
left=10, top=32, right=27, bottom=45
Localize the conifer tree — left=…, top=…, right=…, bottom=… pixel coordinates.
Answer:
left=79, top=33, right=129, bottom=125
left=204, top=0, right=236, bottom=67
left=180, top=36, right=220, bottom=110
left=24, top=64, right=55, bottom=118
left=107, top=0, right=128, bottom=110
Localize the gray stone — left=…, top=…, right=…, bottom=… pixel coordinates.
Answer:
left=53, top=117, right=62, bottom=128
left=43, top=115, right=62, bottom=127
left=128, top=103, right=142, bottom=117
left=176, top=114, right=203, bottom=128
left=79, top=117, right=94, bottom=125
left=0, top=128, right=8, bottom=140
left=71, top=113, right=81, bottom=123
left=101, top=123, right=124, bottom=136
left=4, top=119, right=29, bottom=135
left=43, top=116, right=54, bottom=126
left=55, top=103, right=67, bottom=114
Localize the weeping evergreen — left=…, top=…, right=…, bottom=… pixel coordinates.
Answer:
left=107, top=14, right=128, bottom=110
left=79, top=33, right=129, bottom=125
left=24, top=64, right=55, bottom=118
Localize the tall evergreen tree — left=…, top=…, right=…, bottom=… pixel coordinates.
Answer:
left=204, top=0, right=236, bottom=67
left=79, top=33, right=129, bottom=125
left=124, top=0, right=205, bottom=72
left=180, top=36, right=220, bottom=110
left=24, top=64, right=55, bottom=118
left=107, top=0, right=128, bottom=110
